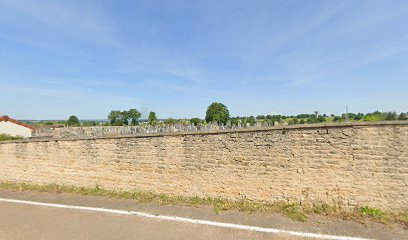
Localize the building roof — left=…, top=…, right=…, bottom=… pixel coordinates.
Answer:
left=0, top=116, right=35, bottom=130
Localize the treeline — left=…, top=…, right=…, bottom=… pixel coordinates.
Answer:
left=29, top=102, right=408, bottom=127
left=232, top=111, right=407, bottom=126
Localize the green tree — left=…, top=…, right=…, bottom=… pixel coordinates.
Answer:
left=108, top=108, right=141, bottom=126
left=164, top=118, right=176, bottom=125
left=399, top=113, right=408, bottom=120
left=363, top=111, right=384, bottom=121
left=148, top=112, right=158, bottom=125
left=385, top=111, right=397, bottom=121
left=316, top=115, right=326, bottom=123
left=241, top=118, right=248, bottom=126
left=205, top=102, right=230, bottom=124
left=248, top=116, right=256, bottom=126
left=190, top=118, right=201, bottom=126
left=354, top=113, right=365, bottom=121
left=270, top=115, right=282, bottom=122
left=67, top=115, right=80, bottom=126
left=230, top=118, right=239, bottom=126
left=108, top=110, right=123, bottom=126
left=123, top=108, right=141, bottom=125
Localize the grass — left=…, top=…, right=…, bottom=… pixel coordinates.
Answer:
left=359, top=206, right=392, bottom=224
left=281, top=203, right=308, bottom=222
left=0, top=182, right=406, bottom=226
left=397, top=211, right=408, bottom=225
left=360, top=206, right=384, bottom=217
left=312, top=202, right=335, bottom=215
left=0, top=134, right=23, bottom=141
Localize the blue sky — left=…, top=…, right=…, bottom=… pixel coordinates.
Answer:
left=1, top=0, right=407, bottom=120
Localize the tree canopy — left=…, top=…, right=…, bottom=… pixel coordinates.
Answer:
left=164, top=118, right=176, bottom=125
left=190, top=117, right=201, bottom=126
left=67, top=115, right=80, bottom=126
left=148, top=112, right=158, bottom=125
left=205, top=102, right=230, bottom=124
left=108, top=109, right=141, bottom=126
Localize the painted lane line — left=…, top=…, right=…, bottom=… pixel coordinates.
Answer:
left=0, top=197, right=373, bottom=240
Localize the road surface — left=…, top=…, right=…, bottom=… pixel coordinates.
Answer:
left=0, top=190, right=406, bottom=240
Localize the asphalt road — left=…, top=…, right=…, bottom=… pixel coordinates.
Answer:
left=0, top=190, right=406, bottom=240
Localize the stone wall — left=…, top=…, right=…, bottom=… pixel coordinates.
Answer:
left=1, top=121, right=407, bottom=212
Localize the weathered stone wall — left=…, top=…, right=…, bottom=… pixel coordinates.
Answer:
left=1, top=122, right=407, bottom=211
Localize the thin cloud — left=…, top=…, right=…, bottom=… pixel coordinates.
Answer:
left=0, top=0, right=120, bottom=47
left=44, top=78, right=125, bottom=87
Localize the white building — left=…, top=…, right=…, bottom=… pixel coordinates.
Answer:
left=0, top=116, right=34, bottom=138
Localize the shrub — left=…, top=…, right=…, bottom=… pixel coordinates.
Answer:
left=0, top=134, right=23, bottom=141
left=190, top=118, right=201, bottom=126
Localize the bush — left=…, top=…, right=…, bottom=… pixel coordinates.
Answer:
left=248, top=116, right=256, bottom=126
left=190, top=118, right=201, bottom=126
left=364, top=111, right=385, bottom=121
left=364, top=114, right=383, bottom=121
left=316, top=115, right=326, bottom=123
left=164, top=118, right=176, bottom=125
left=0, top=134, right=23, bottom=141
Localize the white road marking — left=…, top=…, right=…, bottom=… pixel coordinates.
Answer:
left=0, top=197, right=373, bottom=240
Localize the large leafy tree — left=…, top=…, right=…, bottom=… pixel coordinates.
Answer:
left=108, top=110, right=123, bottom=126
left=108, top=109, right=141, bottom=126
left=124, top=108, right=142, bottom=125
left=67, top=115, right=80, bottom=126
left=205, top=102, right=230, bottom=124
